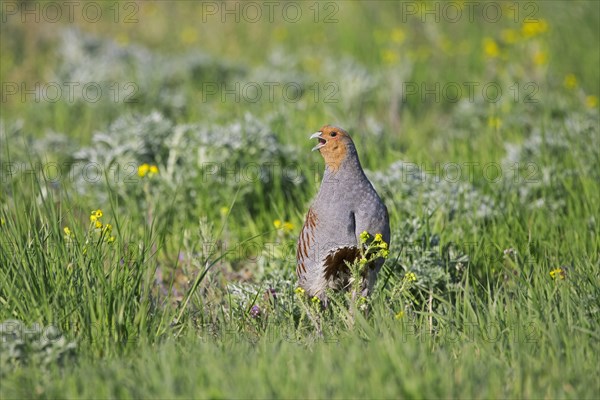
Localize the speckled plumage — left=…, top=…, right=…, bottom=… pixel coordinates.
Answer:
left=296, top=126, right=390, bottom=302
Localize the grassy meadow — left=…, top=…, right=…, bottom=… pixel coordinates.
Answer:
left=1, top=1, right=599, bottom=398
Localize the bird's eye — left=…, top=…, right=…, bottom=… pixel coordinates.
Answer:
left=330, top=132, right=337, bottom=137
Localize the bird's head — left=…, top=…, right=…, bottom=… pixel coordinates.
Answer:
left=310, top=125, right=355, bottom=171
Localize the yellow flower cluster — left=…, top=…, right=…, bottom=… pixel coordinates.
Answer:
left=90, top=209, right=102, bottom=221
left=483, top=37, right=500, bottom=58
left=404, top=272, right=417, bottom=282
left=138, top=163, right=159, bottom=178
left=562, top=74, right=598, bottom=109
left=273, top=219, right=295, bottom=233
left=562, top=74, right=597, bottom=108
left=294, top=287, right=305, bottom=296
left=359, top=231, right=390, bottom=261
left=63, top=210, right=116, bottom=245
left=521, top=18, right=548, bottom=37
left=90, top=209, right=103, bottom=229
left=484, top=19, right=548, bottom=62
left=360, top=231, right=370, bottom=243
left=90, top=209, right=115, bottom=243
left=63, top=226, right=73, bottom=241
left=375, top=27, right=405, bottom=66
left=373, top=232, right=390, bottom=257
left=549, top=268, right=565, bottom=280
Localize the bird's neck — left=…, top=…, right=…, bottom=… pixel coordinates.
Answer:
left=314, top=152, right=366, bottom=208
left=322, top=149, right=365, bottom=183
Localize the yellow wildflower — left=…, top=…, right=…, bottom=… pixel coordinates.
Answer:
left=360, top=231, right=370, bottom=243
left=483, top=37, right=500, bottom=58
left=103, top=223, right=113, bottom=233
left=283, top=222, right=295, bottom=233
left=522, top=18, right=548, bottom=37
left=374, top=233, right=383, bottom=243
left=107, top=236, right=116, bottom=243
left=404, top=272, right=417, bottom=282
left=294, top=287, right=305, bottom=296
left=549, top=268, right=565, bottom=280
left=63, top=227, right=72, bottom=237
left=138, top=163, right=149, bottom=177
left=90, top=209, right=103, bottom=222
left=395, top=311, right=405, bottom=320
left=585, top=95, right=598, bottom=109
left=220, top=207, right=229, bottom=217
left=380, top=249, right=390, bottom=258
left=311, top=296, right=320, bottom=305
left=138, top=164, right=158, bottom=178
left=95, top=220, right=103, bottom=229
left=563, top=74, right=578, bottom=90
left=273, top=219, right=282, bottom=229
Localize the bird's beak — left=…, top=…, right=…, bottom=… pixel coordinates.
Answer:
left=310, top=131, right=326, bottom=151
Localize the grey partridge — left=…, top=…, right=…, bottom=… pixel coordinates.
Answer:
left=296, top=125, right=390, bottom=303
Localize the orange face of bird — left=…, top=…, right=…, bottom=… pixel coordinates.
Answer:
left=310, top=125, right=352, bottom=170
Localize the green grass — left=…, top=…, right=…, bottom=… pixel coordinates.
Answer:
left=1, top=1, right=599, bottom=398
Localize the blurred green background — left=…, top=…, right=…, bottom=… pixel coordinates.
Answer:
left=1, top=1, right=599, bottom=398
